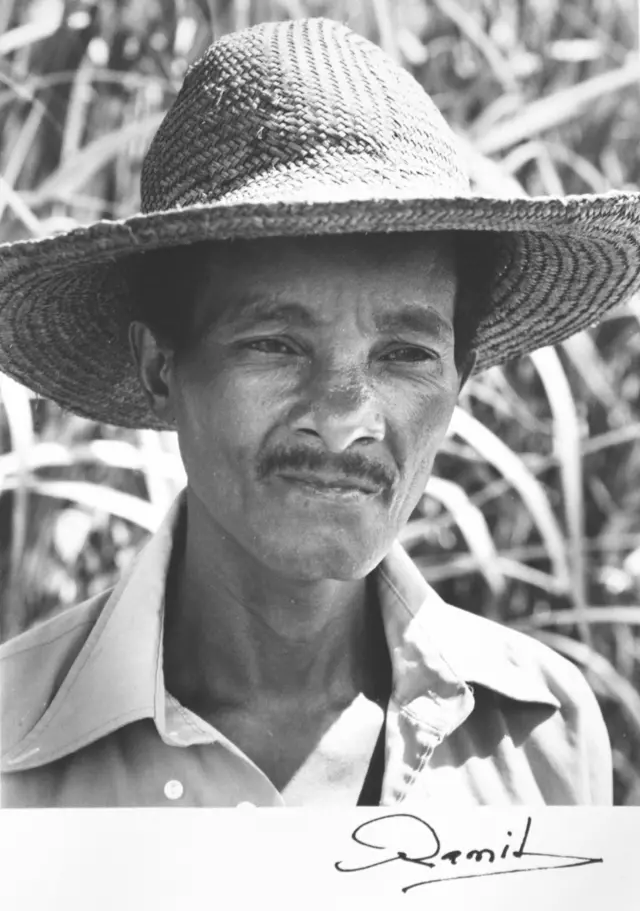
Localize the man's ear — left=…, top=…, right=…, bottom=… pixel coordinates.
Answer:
left=457, top=347, right=478, bottom=394
left=129, top=321, right=176, bottom=426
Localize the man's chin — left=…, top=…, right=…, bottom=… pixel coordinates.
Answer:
left=241, top=491, right=399, bottom=579
left=258, top=534, right=388, bottom=582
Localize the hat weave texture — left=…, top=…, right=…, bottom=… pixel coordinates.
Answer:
left=0, top=17, right=639, bottom=429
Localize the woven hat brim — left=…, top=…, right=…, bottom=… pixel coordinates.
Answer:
left=1, top=192, right=639, bottom=430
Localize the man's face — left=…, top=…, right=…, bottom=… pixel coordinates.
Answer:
left=156, top=234, right=463, bottom=580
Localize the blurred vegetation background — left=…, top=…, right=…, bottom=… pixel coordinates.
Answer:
left=1, top=0, right=639, bottom=803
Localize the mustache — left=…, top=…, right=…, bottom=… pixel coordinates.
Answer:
left=256, top=444, right=397, bottom=492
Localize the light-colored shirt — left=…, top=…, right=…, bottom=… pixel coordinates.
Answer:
left=0, top=493, right=612, bottom=807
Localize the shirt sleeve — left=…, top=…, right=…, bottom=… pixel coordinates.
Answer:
left=573, top=667, right=613, bottom=805
left=520, top=640, right=615, bottom=806
left=543, top=653, right=614, bottom=805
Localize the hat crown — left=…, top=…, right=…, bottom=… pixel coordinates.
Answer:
left=140, top=17, right=470, bottom=212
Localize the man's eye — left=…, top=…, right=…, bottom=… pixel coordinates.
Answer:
left=381, top=346, right=435, bottom=363
left=245, top=338, right=296, bottom=354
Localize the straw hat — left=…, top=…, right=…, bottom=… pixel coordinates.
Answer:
left=1, top=17, right=639, bottom=430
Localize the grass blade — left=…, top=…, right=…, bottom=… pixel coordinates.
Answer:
left=1, top=477, right=162, bottom=532
left=416, top=553, right=566, bottom=594
left=28, top=112, right=165, bottom=207
left=477, top=59, right=640, bottom=155
left=545, top=141, right=610, bottom=193
left=0, top=103, right=45, bottom=227
left=516, top=606, right=640, bottom=628
left=0, top=0, right=18, bottom=37
left=454, top=133, right=527, bottom=197
left=530, top=347, right=592, bottom=647
left=0, top=3, right=63, bottom=56
left=561, top=333, right=632, bottom=426
left=136, top=429, right=186, bottom=512
left=530, top=629, right=640, bottom=745
left=0, top=177, right=45, bottom=237
left=0, top=439, right=186, bottom=483
left=495, top=558, right=567, bottom=595
left=433, top=0, right=518, bottom=92
left=60, top=57, right=94, bottom=163
left=371, top=0, right=400, bottom=62
left=624, top=547, right=640, bottom=583
left=0, top=377, right=34, bottom=637
left=420, top=477, right=506, bottom=602
left=449, top=406, right=571, bottom=590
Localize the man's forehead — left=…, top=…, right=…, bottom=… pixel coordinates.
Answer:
left=192, top=232, right=458, bottom=330
left=188, top=233, right=455, bottom=335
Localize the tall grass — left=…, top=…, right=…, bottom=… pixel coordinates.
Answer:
left=1, top=0, right=639, bottom=803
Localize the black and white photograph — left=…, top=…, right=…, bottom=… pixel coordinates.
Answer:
left=0, top=2, right=639, bottom=900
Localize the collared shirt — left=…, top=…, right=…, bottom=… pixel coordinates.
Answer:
left=0, top=493, right=612, bottom=807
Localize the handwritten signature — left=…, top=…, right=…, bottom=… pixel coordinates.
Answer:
left=334, top=814, right=602, bottom=892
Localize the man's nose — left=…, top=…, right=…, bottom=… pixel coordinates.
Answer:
left=291, top=373, right=386, bottom=453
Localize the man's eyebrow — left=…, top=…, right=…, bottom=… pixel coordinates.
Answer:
left=211, top=298, right=452, bottom=336
left=376, top=305, right=453, bottom=337
left=218, top=299, right=318, bottom=331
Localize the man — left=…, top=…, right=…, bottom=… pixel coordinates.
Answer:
left=0, top=18, right=637, bottom=807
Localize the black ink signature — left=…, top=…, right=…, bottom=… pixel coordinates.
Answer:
left=334, top=814, right=602, bottom=893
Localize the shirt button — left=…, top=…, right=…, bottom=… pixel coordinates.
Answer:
left=164, top=779, right=184, bottom=801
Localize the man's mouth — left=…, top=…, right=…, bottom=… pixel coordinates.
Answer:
left=275, top=470, right=384, bottom=498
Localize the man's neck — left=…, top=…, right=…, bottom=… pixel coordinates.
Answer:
left=162, top=490, right=389, bottom=716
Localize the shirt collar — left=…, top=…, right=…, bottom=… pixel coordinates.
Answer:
left=2, top=491, right=559, bottom=772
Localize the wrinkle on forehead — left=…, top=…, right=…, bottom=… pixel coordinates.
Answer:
left=192, top=232, right=458, bottom=335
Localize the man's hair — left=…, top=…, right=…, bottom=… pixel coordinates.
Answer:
left=126, top=232, right=496, bottom=368
left=449, top=231, right=496, bottom=367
